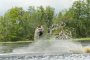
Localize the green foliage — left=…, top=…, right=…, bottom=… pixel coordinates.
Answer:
left=0, top=0, right=90, bottom=42
left=0, top=6, right=54, bottom=42
left=53, top=0, right=90, bottom=38
left=44, top=6, right=54, bottom=28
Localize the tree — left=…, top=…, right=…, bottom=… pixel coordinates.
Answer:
left=53, top=0, right=90, bottom=38
left=44, top=6, right=54, bottom=28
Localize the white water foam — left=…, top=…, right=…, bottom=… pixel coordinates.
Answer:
left=13, top=39, right=84, bottom=54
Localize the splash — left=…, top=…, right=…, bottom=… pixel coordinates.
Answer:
left=13, top=23, right=84, bottom=54
left=13, top=39, right=84, bottom=54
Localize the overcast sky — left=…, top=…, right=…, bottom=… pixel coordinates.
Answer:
left=0, top=0, right=78, bottom=16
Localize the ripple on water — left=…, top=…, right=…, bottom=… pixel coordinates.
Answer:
left=0, top=54, right=90, bottom=60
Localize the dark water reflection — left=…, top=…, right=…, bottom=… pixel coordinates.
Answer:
left=0, top=42, right=31, bottom=54
left=79, top=40, right=90, bottom=46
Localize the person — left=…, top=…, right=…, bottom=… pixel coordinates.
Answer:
left=34, top=25, right=44, bottom=40
left=38, top=25, right=44, bottom=37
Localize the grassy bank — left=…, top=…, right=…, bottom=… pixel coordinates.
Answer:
left=74, top=38, right=90, bottom=41
left=0, top=41, right=33, bottom=44
left=0, top=38, right=90, bottom=44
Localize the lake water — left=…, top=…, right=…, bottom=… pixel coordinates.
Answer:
left=0, top=40, right=90, bottom=60
left=0, top=40, right=89, bottom=54
left=0, top=42, right=30, bottom=54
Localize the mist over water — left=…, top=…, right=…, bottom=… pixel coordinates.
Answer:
left=13, top=38, right=84, bottom=54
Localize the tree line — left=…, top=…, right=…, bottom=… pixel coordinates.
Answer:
left=0, top=0, right=90, bottom=42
